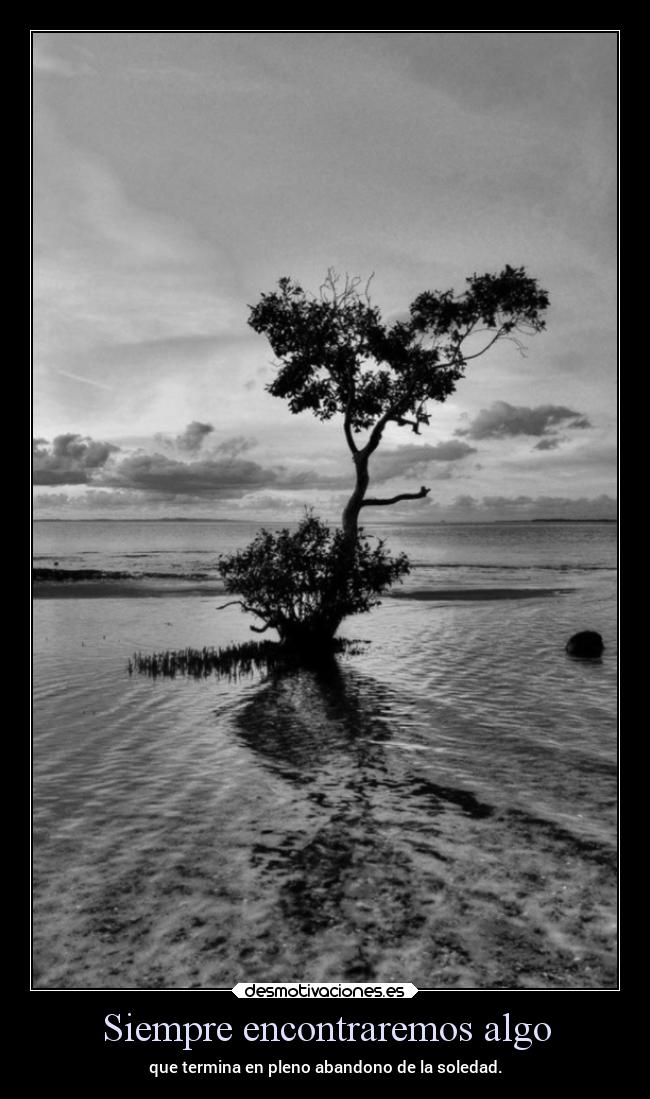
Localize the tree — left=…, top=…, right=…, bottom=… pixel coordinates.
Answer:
left=248, top=266, right=549, bottom=541
left=218, top=266, right=549, bottom=653
left=219, top=511, right=409, bottom=648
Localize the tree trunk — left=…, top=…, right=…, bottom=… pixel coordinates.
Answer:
left=279, top=617, right=343, bottom=652
left=341, top=453, right=369, bottom=542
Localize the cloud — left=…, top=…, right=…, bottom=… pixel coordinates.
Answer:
left=534, top=436, right=563, bottom=451
left=373, top=439, right=477, bottom=481
left=478, top=494, right=616, bottom=520
left=452, top=494, right=479, bottom=511
left=101, top=451, right=278, bottom=497
left=33, top=433, right=118, bottom=485
left=34, top=489, right=152, bottom=512
left=153, top=428, right=257, bottom=461
left=456, top=401, right=591, bottom=442
left=34, top=484, right=617, bottom=523
left=499, top=437, right=616, bottom=478
left=33, top=426, right=334, bottom=501
left=229, top=492, right=312, bottom=516
left=444, top=493, right=616, bottom=521
left=393, top=491, right=617, bottom=523
left=175, top=421, right=214, bottom=452
left=214, top=435, right=255, bottom=459
left=55, top=368, right=113, bottom=391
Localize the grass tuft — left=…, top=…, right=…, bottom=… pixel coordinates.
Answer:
left=128, top=638, right=367, bottom=681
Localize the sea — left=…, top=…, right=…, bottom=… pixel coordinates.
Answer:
left=32, top=519, right=617, bottom=989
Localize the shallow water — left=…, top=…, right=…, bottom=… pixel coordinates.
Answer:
left=32, top=522, right=617, bottom=989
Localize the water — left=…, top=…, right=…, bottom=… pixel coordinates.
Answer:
left=32, top=520, right=617, bottom=989
left=33, top=517, right=615, bottom=578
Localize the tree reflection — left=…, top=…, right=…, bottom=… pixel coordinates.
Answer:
left=231, top=659, right=445, bottom=978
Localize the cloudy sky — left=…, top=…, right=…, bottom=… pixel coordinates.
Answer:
left=33, top=31, right=617, bottom=522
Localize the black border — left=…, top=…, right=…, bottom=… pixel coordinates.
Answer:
left=29, top=27, right=621, bottom=1087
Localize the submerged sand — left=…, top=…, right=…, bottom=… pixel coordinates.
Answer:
left=32, top=588, right=617, bottom=990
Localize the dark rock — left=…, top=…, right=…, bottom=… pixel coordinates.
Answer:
left=566, top=631, right=604, bottom=658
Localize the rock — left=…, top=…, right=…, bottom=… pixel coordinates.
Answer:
left=565, top=631, right=604, bottom=658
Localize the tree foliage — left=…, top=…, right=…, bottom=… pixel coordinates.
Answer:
left=218, top=512, right=409, bottom=649
left=248, top=266, right=549, bottom=437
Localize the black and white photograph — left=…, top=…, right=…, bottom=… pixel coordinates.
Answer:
left=32, top=31, right=617, bottom=992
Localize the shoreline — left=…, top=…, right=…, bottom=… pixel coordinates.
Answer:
left=33, top=579, right=225, bottom=599
left=33, top=574, right=574, bottom=601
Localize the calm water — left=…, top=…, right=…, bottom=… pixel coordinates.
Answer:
left=32, top=521, right=617, bottom=989
left=33, top=517, right=616, bottom=578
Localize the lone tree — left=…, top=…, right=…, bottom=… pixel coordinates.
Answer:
left=219, top=266, right=549, bottom=651
left=218, top=510, right=409, bottom=649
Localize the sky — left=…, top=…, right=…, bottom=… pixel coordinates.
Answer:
left=33, top=31, right=617, bottom=522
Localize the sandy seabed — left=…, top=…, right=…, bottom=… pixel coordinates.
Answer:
left=32, top=583, right=617, bottom=990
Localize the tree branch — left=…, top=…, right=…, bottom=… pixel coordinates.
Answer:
left=360, top=486, right=431, bottom=508
left=217, top=599, right=267, bottom=619
left=436, top=326, right=507, bottom=371
left=394, top=417, right=421, bottom=433
left=457, top=327, right=506, bottom=362
left=343, top=387, right=359, bottom=454
left=363, top=409, right=392, bottom=457
left=344, top=418, right=358, bottom=454
left=364, top=378, right=424, bottom=455
left=218, top=598, right=275, bottom=632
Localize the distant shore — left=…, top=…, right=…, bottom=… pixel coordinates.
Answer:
left=33, top=517, right=617, bottom=524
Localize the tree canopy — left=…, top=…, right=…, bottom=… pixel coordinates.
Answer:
left=248, top=266, right=549, bottom=441
left=249, top=266, right=549, bottom=542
